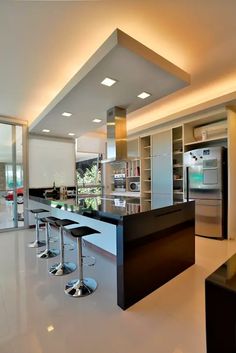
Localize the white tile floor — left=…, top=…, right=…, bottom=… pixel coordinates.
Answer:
left=0, top=197, right=24, bottom=229
left=0, top=229, right=236, bottom=353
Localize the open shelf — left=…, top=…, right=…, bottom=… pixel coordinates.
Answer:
left=172, top=126, right=184, bottom=203
left=173, top=138, right=182, bottom=143
left=140, top=135, right=152, bottom=202
left=184, top=135, right=227, bottom=147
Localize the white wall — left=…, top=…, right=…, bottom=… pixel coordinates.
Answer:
left=29, top=135, right=75, bottom=188
left=76, top=133, right=106, bottom=154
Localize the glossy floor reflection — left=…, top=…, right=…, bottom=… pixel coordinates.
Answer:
left=1, top=229, right=236, bottom=353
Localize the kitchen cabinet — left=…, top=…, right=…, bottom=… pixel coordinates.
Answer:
left=127, top=138, right=139, bottom=158
left=152, top=130, right=173, bottom=208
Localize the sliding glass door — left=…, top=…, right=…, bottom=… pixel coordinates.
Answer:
left=0, top=122, right=26, bottom=230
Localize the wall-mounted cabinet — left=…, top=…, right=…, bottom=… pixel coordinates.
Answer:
left=152, top=130, right=172, bottom=208
left=127, top=138, right=139, bottom=158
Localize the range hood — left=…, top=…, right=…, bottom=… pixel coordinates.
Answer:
left=104, top=106, right=128, bottom=163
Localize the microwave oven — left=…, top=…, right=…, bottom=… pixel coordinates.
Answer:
left=129, top=181, right=140, bottom=192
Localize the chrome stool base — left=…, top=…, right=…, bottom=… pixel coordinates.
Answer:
left=28, top=240, right=46, bottom=248
left=65, top=278, right=97, bottom=297
left=37, top=248, right=59, bottom=259
left=49, top=262, right=76, bottom=276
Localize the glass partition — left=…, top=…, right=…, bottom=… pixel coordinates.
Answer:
left=0, top=122, right=25, bottom=230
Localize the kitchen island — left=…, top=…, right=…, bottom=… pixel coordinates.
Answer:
left=29, top=194, right=195, bottom=309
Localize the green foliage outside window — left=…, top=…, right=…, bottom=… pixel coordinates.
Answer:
left=77, top=164, right=102, bottom=195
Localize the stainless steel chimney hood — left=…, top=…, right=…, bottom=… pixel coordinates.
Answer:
left=103, top=106, right=127, bottom=163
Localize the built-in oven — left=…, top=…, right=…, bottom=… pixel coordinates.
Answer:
left=114, top=173, right=126, bottom=191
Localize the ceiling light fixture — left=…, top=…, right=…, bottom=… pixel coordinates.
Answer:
left=62, top=112, right=72, bottom=117
left=137, top=92, right=151, bottom=99
left=42, top=129, right=50, bottom=133
left=68, top=133, right=75, bottom=136
left=92, top=118, right=102, bottom=123
left=101, top=77, right=117, bottom=87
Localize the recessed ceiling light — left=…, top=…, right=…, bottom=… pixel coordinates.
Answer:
left=42, top=129, right=50, bottom=133
left=68, top=133, right=75, bottom=136
left=62, top=112, right=72, bottom=117
left=137, top=92, right=151, bottom=99
left=92, top=118, right=102, bottom=123
left=101, top=77, right=117, bottom=87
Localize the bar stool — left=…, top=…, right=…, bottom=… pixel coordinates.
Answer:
left=49, top=219, right=79, bottom=276
left=64, top=226, right=100, bottom=297
left=28, top=209, right=50, bottom=248
left=37, top=217, right=60, bottom=259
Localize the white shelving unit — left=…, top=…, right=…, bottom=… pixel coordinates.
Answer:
left=172, top=126, right=184, bottom=203
left=140, top=135, right=152, bottom=211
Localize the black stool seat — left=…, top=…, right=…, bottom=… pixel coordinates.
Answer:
left=69, top=226, right=100, bottom=238
left=30, top=209, right=49, bottom=214
left=44, top=216, right=61, bottom=226
left=55, top=219, right=78, bottom=227
left=40, top=216, right=58, bottom=222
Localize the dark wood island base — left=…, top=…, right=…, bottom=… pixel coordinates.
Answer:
left=117, top=201, right=195, bottom=309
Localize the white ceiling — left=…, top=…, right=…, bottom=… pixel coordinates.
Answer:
left=0, top=0, right=236, bottom=136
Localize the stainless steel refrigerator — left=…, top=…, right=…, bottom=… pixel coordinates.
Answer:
left=184, top=146, right=227, bottom=238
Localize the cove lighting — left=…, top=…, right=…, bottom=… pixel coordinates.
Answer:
left=137, top=92, right=151, bottom=99
left=42, top=129, right=50, bottom=133
left=93, top=118, right=102, bottom=123
left=68, top=133, right=75, bottom=136
left=101, top=77, right=117, bottom=87
left=62, top=112, right=72, bottom=117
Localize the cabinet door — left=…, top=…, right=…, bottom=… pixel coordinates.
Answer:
left=152, top=130, right=172, bottom=195
left=127, top=139, right=139, bottom=158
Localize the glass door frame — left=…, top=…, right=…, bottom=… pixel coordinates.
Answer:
left=0, top=116, right=28, bottom=232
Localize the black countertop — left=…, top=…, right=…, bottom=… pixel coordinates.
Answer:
left=206, top=253, right=236, bottom=293
left=29, top=194, right=188, bottom=221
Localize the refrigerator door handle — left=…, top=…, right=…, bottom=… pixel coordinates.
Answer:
left=186, top=166, right=189, bottom=202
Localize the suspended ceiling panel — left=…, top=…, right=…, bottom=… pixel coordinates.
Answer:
left=30, top=29, right=190, bottom=138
